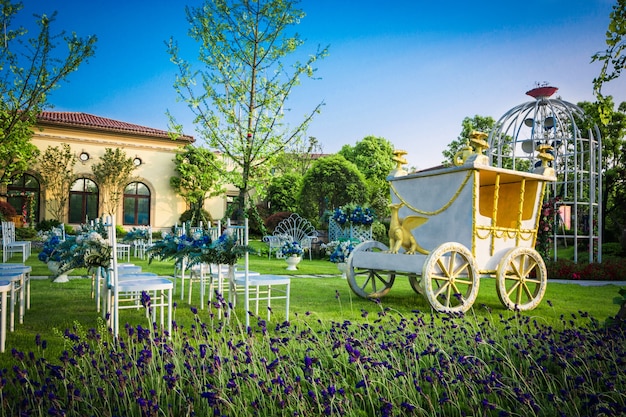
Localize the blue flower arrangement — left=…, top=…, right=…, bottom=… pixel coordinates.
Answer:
left=38, top=222, right=112, bottom=274
left=280, top=240, right=303, bottom=257
left=327, top=240, right=357, bottom=263
left=148, top=230, right=212, bottom=262
left=332, top=205, right=375, bottom=227
left=148, top=229, right=252, bottom=266
left=122, top=227, right=150, bottom=242
left=38, top=234, right=63, bottom=263
left=332, top=208, right=349, bottom=226
left=348, top=206, right=375, bottom=226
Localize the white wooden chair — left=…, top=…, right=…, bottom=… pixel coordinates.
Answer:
left=132, top=226, right=153, bottom=259
left=0, top=279, right=11, bottom=353
left=0, top=263, right=31, bottom=312
left=1, top=221, right=31, bottom=263
left=0, top=269, right=24, bottom=332
left=228, top=219, right=291, bottom=327
left=116, top=242, right=131, bottom=262
left=103, top=216, right=173, bottom=338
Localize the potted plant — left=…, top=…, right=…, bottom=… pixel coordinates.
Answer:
left=280, top=240, right=303, bottom=270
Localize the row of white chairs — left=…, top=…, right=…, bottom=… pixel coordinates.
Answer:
left=184, top=219, right=291, bottom=327
left=99, top=216, right=174, bottom=338
left=1, top=222, right=32, bottom=352
left=0, top=263, right=31, bottom=353
left=2, top=221, right=31, bottom=263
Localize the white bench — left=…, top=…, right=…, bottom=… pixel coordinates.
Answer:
left=263, top=214, right=318, bottom=260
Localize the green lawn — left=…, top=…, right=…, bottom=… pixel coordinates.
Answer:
left=1, top=245, right=625, bottom=367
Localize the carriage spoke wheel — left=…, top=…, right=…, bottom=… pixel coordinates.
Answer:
left=347, top=241, right=395, bottom=298
left=422, top=242, right=479, bottom=313
left=408, top=274, right=424, bottom=295
left=496, top=247, right=547, bottom=311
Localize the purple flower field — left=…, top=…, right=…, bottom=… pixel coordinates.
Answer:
left=1, top=303, right=624, bottom=416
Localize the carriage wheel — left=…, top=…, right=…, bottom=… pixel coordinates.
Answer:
left=347, top=241, right=395, bottom=298
left=422, top=242, right=479, bottom=313
left=408, top=274, right=424, bottom=295
left=496, top=247, right=547, bottom=311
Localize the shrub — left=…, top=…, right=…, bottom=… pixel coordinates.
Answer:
left=603, top=242, right=625, bottom=257
left=179, top=208, right=212, bottom=227
left=35, top=219, right=61, bottom=232
left=0, top=200, right=17, bottom=219
left=16, top=227, right=37, bottom=240
left=264, top=211, right=293, bottom=232
left=115, top=225, right=127, bottom=238
left=546, top=257, right=626, bottom=281
left=371, top=220, right=387, bottom=243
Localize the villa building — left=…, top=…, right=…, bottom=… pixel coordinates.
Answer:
left=2, top=112, right=235, bottom=231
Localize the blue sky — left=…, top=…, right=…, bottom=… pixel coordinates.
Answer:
left=17, top=0, right=626, bottom=169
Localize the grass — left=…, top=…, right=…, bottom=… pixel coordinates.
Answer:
left=1, top=245, right=624, bottom=366
left=1, top=244, right=625, bottom=416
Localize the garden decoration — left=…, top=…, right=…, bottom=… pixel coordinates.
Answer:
left=323, top=239, right=359, bottom=279
left=345, top=132, right=556, bottom=313
left=38, top=223, right=111, bottom=283
left=328, top=205, right=374, bottom=243
left=280, top=240, right=303, bottom=270
left=264, top=213, right=318, bottom=260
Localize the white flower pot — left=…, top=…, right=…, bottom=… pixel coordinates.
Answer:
left=285, top=255, right=302, bottom=271
left=47, top=261, right=71, bottom=283
left=336, top=262, right=348, bottom=279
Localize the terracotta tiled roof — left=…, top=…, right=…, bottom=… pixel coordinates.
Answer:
left=37, top=111, right=194, bottom=142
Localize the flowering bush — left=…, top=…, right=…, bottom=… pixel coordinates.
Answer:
left=2, top=308, right=626, bottom=416
left=535, top=197, right=561, bottom=260
left=280, top=240, right=303, bottom=257
left=545, top=257, right=626, bottom=281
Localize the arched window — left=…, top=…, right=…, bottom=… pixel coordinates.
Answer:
left=7, top=173, right=40, bottom=223
left=69, top=178, right=98, bottom=223
left=123, top=182, right=150, bottom=225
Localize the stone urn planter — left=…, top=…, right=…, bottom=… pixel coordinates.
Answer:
left=285, top=255, right=302, bottom=271
left=336, top=262, right=348, bottom=279
left=47, top=261, right=71, bottom=283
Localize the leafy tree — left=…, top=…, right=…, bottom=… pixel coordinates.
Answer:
left=339, top=136, right=395, bottom=219
left=298, top=154, right=367, bottom=226
left=577, top=98, right=626, bottom=244
left=592, top=0, right=626, bottom=113
left=442, top=115, right=496, bottom=166
left=339, top=136, right=395, bottom=180
left=91, top=148, right=136, bottom=215
left=170, top=144, right=224, bottom=226
left=266, top=172, right=302, bottom=213
left=272, top=136, right=323, bottom=177
left=167, top=0, right=328, bottom=220
left=37, top=144, right=76, bottom=221
left=0, top=0, right=96, bottom=184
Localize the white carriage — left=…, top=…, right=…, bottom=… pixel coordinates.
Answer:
left=346, top=136, right=556, bottom=313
